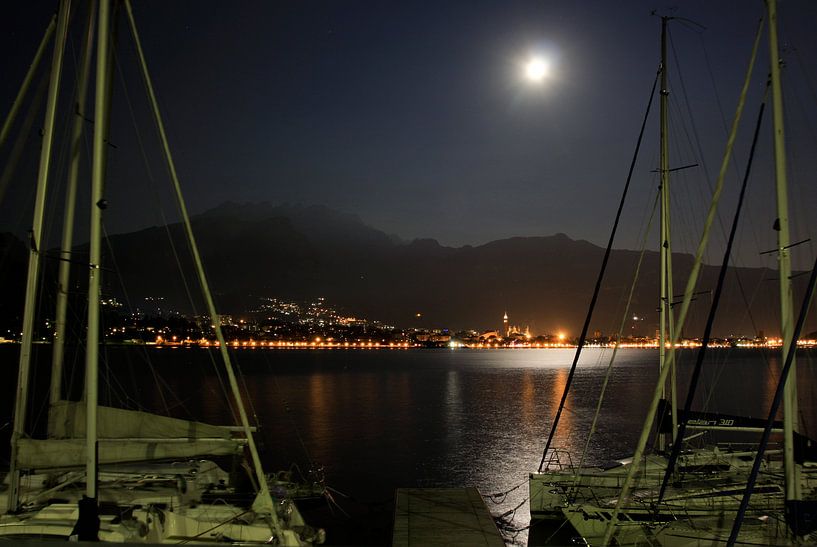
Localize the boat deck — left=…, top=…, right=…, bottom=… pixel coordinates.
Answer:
left=392, top=487, right=504, bottom=546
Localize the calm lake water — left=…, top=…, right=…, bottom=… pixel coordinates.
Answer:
left=0, top=345, right=815, bottom=545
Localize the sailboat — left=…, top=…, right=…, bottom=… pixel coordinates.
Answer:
left=529, top=2, right=817, bottom=545
left=0, top=1, right=323, bottom=543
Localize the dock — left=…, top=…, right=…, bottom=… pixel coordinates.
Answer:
left=392, top=487, right=505, bottom=546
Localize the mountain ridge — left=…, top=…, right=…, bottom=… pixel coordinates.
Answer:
left=0, top=203, right=792, bottom=337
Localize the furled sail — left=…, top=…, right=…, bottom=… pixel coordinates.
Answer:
left=48, top=401, right=233, bottom=440
left=17, top=438, right=242, bottom=469
left=15, top=401, right=243, bottom=469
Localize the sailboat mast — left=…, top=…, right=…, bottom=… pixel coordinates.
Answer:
left=50, top=1, right=97, bottom=407
left=767, top=0, right=801, bottom=503
left=658, top=15, right=677, bottom=448
left=6, top=0, right=72, bottom=513
left=85, top=0, right=112, bottom=502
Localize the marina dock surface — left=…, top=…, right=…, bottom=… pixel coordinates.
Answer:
left=392, top=487, right=505, bottom=546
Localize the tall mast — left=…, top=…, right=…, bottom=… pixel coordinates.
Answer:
left=7, top=0, right=72, bottom=513
left=658, top=15, right=677, bottom=449
left=85, top=0, right=112, bottom=503
left=50, top=1, right=97, bottom=407
left=603, top=14, right=758, bottom=542
left=767, top=0, right=800, bottom=504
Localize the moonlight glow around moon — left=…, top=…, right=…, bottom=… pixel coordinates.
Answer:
left=525, top=57, right=549, bottom=82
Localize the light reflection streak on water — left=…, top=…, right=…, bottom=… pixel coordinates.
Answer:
left=444, top=370, right=464, bottom=451
left=1, top=345, right=814, bottom=546
left=307, top=373, right=332, bottom=457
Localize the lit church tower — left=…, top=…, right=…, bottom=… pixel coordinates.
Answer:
left=503, top=311, right=509, bottom=338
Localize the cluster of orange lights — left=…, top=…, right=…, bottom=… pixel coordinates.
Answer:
left=735, top=338, right=817, bottom=348
left=469, top=342, right=575, bottom=349
left=153, top=338, right=580, bottom=349
left=150, top=335, right=817, bottom=350
left=158, top=338, right=414, bottom=349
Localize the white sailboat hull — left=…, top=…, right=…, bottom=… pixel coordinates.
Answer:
left=0, top=460, right=323, bottom=545
left=530, top=447, right=817, bottom=545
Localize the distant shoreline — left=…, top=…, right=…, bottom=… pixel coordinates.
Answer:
left=3, top=340, right=800, bottom=350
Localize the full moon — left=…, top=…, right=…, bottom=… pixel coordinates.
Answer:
left=525, top=57, right=549, bottom=82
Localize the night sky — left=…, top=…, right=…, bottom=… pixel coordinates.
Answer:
left=1, top=1, right=816, bottom=269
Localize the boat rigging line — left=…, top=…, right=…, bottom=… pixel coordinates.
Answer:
left=0, top=15, right=55, bottom=150
left=116, top=2, right=244, bottom=426
left=650, top=163, right=698, bottom=173
left=571, top=190, right=660, bottom=483
left=122, top=0, right=283, bottom=531
left=600, top=14, right=764, bottom=545
left=657, top=78, right=769, bottom=507
left=759, top=237, right=812, bottom=255
left=537, top=65, right=660, bottom=472
left=0, top=69, right=49, bottom=210
left=728, top=229, right=817, bottom=544
left=485, top=479, right=526, bottom=505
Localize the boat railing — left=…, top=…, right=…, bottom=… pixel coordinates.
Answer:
left=542, top=448, right=575, bottom=472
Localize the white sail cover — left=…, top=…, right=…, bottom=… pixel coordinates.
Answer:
left=17, top=438, right=242, bottom=468
left=48, top=401, right=233, bottom=440
left=15, top=401, right=243, bottom=469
